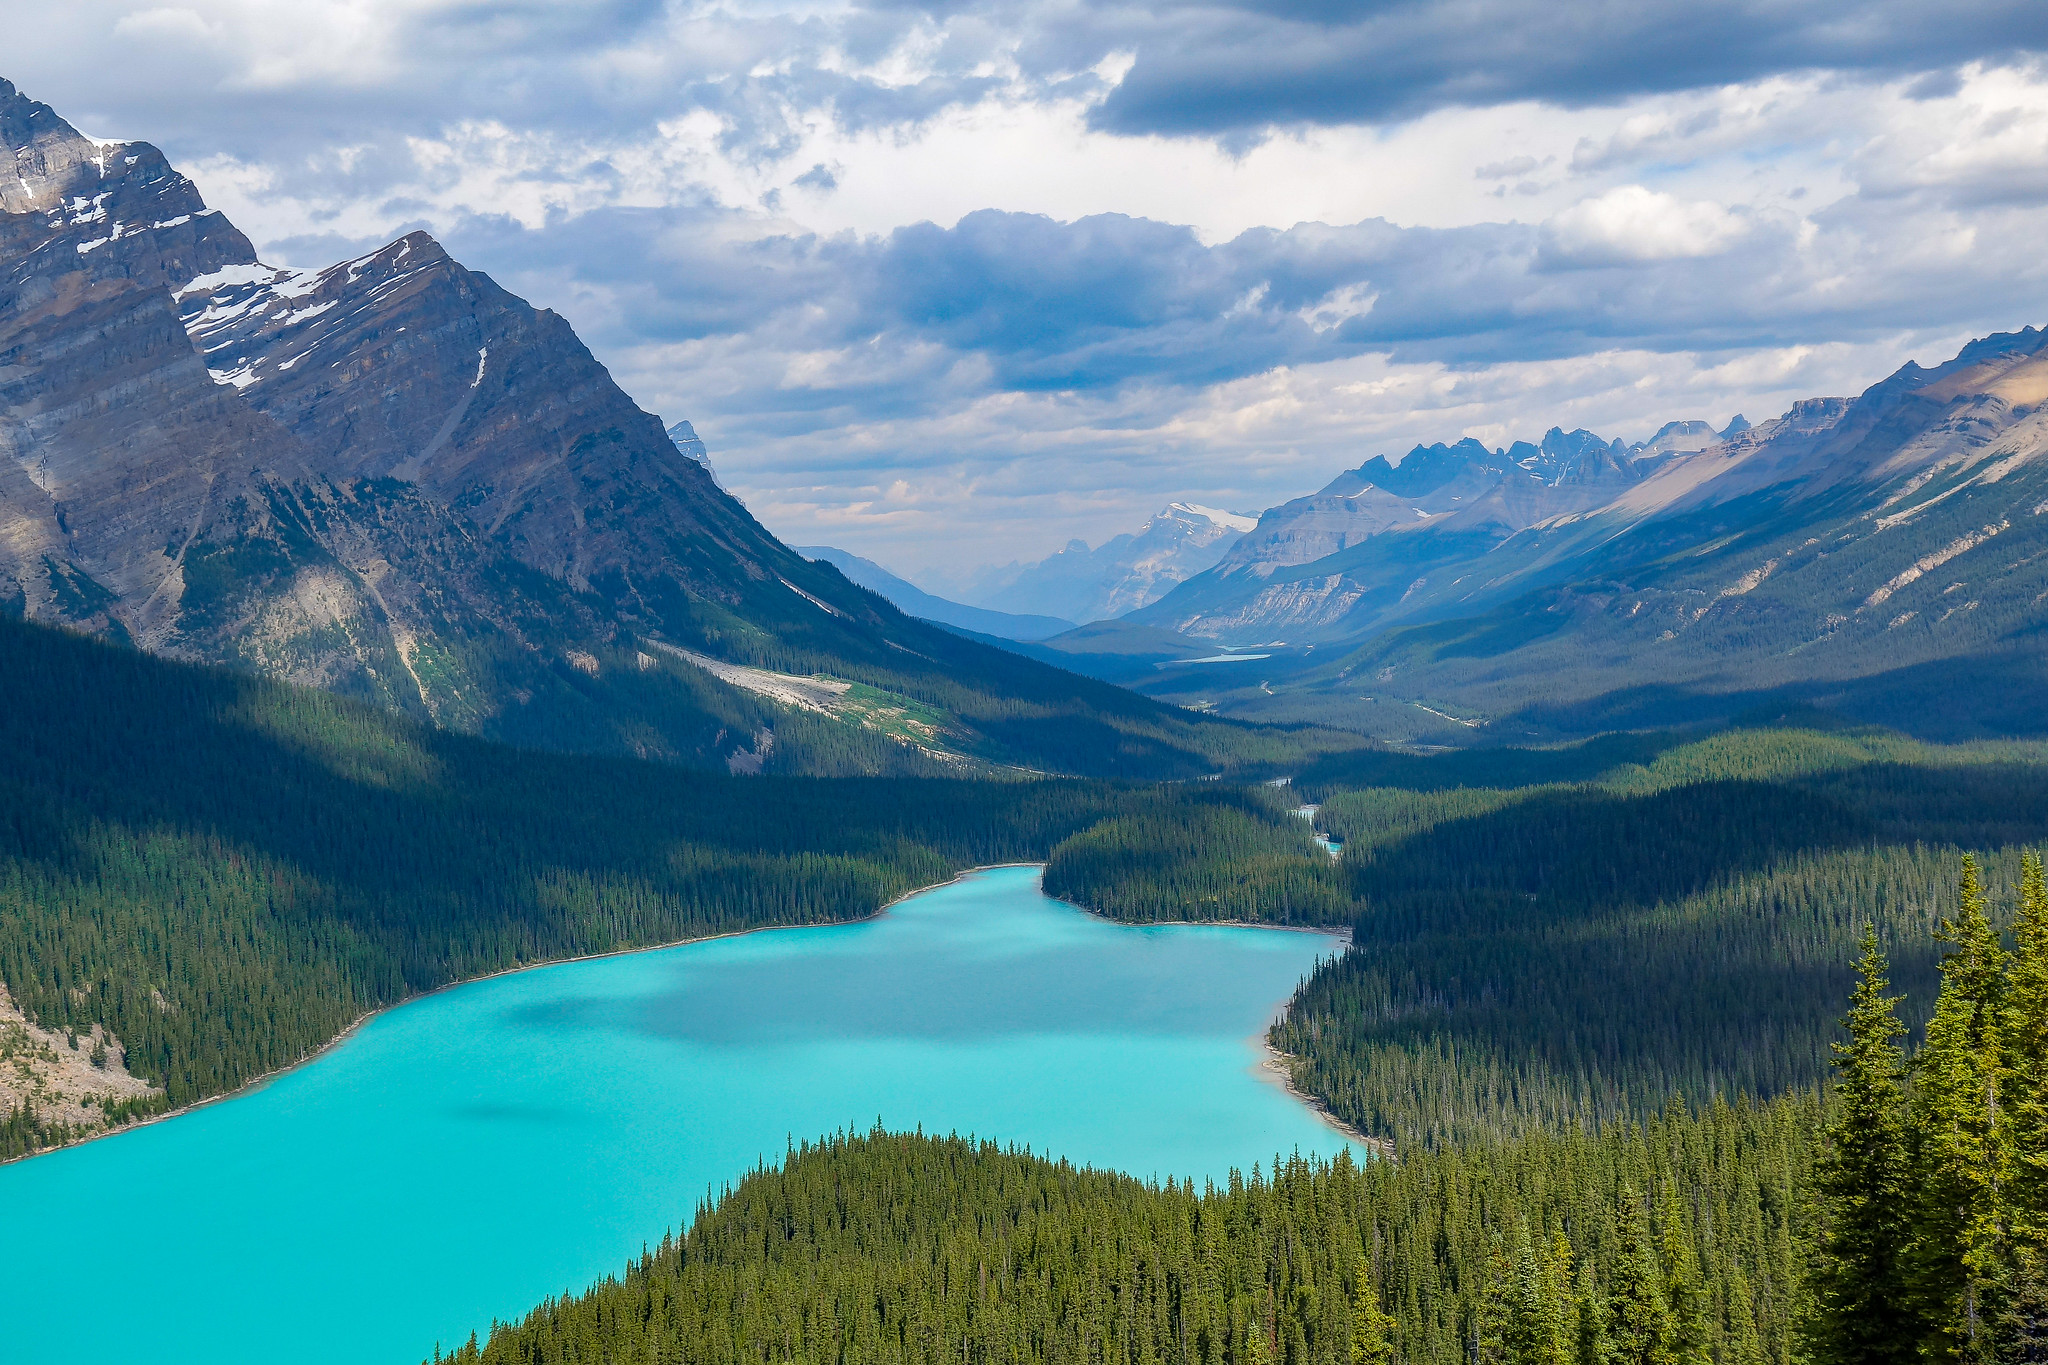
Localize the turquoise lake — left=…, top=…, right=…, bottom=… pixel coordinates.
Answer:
left=0, top=866, right=1351, bottom=1364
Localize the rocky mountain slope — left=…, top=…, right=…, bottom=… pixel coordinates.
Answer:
left=1136, top=329, right=2048, bottom=742
left=1131, top=421, right=1748, bottom=643
left=961, top=502, right=1256, bottom=623
left=796, top=546, right=1075, bottom=640
left=0, top=77, right=1298, bottom=780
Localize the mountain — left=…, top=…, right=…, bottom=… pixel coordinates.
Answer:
left=959, top=502, right=1256, bottom=623
left=666, top=419, right=719, bottom=483
left=796, top=546, right=1075, bottom=640
left=0, top=76, right=1319, bottom=781
left=1131, top=426, right=1653, bottom=641
left=1127, top=331, right=2048, bottom=743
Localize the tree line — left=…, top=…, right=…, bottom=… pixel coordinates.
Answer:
left=1807, top=853, right=2048, bottom=1363
left=426, top=1098, right=1817, bottom=1365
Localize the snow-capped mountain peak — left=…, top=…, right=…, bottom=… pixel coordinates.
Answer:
left=1167, top=503, right=1259, bottom=533
left=954, top=499, right=1258, bottom=623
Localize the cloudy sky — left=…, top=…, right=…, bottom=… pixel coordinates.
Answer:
left=12, top=2, right=2048, bottom=586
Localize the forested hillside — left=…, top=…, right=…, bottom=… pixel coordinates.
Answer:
left=432, top=868, right=2048, bottom=1365
left=432, top=1106, right=1816, bottom=1365
left=1027, top=719, right=2048, bottom=1150
left=1277, top=726, right=2048, bottom=1148
left=0, top=614, right=1301, bottom=1158
left=1044, top=787, right=1350, bottom=926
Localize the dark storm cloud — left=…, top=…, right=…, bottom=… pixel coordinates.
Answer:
left=447, top=192, right=2043, bottom=434
left=1074, top=0, right=2048, bottom=136
left=20, top=0, right=2040, bottom=192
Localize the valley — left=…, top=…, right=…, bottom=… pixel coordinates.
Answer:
left=4, top=27, right=2048, bottom=1365
left=0, top=76, right=1338, bottom=783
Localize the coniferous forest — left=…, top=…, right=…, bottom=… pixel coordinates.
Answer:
left=13, top=603, right=2048, bottom=1365
left=439, top=855, right=2048, bottom=1365
left=0, top=614, right=1303, bottom=1156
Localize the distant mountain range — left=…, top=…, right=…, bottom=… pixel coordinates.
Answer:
left=956, top=502, right=1258, bottom=623
left=1100, top=330, right=2048, bottom=743
left=796, top=547, right=1075, bottom=640
left=0, top=76, right=1297, bottom=781
left=1129, top=418, right=1750, bottom=642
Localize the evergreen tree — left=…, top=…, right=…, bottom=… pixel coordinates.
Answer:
left=1540, top=1230, right=1578, bottom=1365
left=1909, top=856, right=2009, bottom=1363
left=1479, top=1237, right=1517, bottom=1365
left=1726, top=1259, right=1766, bottom=1365
left=2002, top=853, right=2048, bottom=1358
left=1806, top=926, right=1917, bottom=1365
left=1348, top=1255, right=1396, bottom=1365
left=1658, top=1179, right=1711, bottom=1365
left=1572, top=1254, right=1608, bottom=1365
left=1606, top=1185, right=1674, bottom=1365
left=1501, top=1220, right=1562, bottom=1365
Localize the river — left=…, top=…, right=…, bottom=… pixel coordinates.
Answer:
left=0, top=866, right=1351, bottom=1363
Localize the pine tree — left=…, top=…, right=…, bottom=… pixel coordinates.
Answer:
left=1805, top=925, right=1917, bottom=1365
left=1727, top=1258, right=1766, bottom=1365
left=1348, top=1255, right=1396, bottom=1365
left=1572, top=1253, right=1607, bottom=1365
left=1499, top=1219, right=1566, bottom=1365
left=2002, top=852, right=2048, bottom=1359
left=1246, top=1305, right=1273, bottom=1365
left=1658, top=1181, right=1710, bottom=1365
left=1541, top=1230, right=1578, bottom=1365
left=1479, top=1236, right=1516, bottom=1365
left=1606, top=1185, right=1674, bottom=1365
left=1909, top=856, right=2008, bottom=1363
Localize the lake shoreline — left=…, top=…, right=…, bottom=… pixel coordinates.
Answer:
left=1030, top=905, right=1381, bottom=1157
left=1, top=862, right=1044, bottom=1168
left=5, top=863, right=1361, bottom=1167
left=1252, top=1029, right=1391, bottom=1158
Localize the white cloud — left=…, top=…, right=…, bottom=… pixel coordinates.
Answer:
left=1540, top=186, right=1750, bottom=266
left=1851, top=62, right=2048, bottom=205
left=7, top=5, right=2048, bottom=576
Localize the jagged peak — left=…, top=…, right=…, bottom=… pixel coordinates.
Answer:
left=1, top=75, right=137, bottom=215
left=1162, top=502, right=1257, bottom=532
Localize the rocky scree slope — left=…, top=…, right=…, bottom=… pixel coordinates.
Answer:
left=0, top=78, right=1261, bottom=779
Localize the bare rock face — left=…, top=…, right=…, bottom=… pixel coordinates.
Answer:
left=175, top=231, right=804, bottom=623
left=0, top=77, right=294, bottom=641
left=0, top=75, right=905, bottom=755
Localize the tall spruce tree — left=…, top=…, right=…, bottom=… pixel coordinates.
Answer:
left=1806, top=925, right=1916, bottom=1365
left=1727, top=1258, right=1767, bottom=1365
left=1349, top=1255, right=1397, bottom=1365
left=1658, top=1180, right=1711, bottom=1365
left=1573, top=1252, right=1608, bottom=1365
left=1909, top=857, right=2009, bottom=1363
left=2002, top=853, right=2048, bottom=1357
left=1606, top=1185, right=1674, bottom=1365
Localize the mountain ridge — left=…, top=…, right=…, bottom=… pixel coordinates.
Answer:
left=1125, top=326, right=2048, bottom=741
left=956, top=501, right=1256, bottom=623
left=796, top=546, right=1076, bottom=640
left=0, top=75, right=1325, bottom=780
